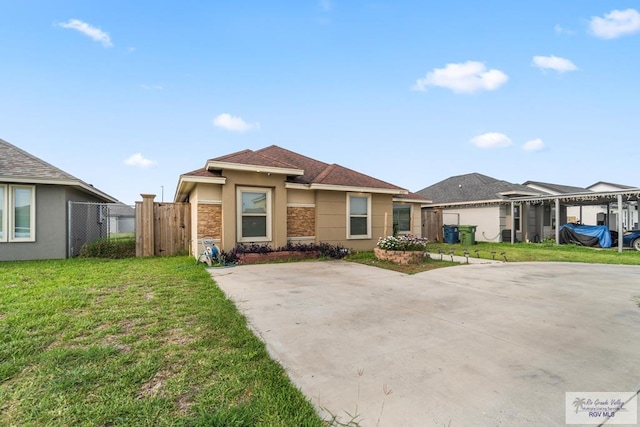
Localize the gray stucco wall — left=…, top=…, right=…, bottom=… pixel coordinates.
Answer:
left=0, top=184, right=67, bottom=261
left=0, top=184, right=108, bottom=261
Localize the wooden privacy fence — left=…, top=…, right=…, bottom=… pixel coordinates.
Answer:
left=136, top=194, right=191, bottom=257
left=422, top=208, right=443, bottom=243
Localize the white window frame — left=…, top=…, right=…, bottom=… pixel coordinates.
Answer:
left=0, top=184, right=6, bottom=242
left=1, top=185, right=36, bottom=243
left=237, top=186, right=272, bottom=243
left=393, top=203, right=412, bottom=235
left=346, top=193, right=371, bottom=239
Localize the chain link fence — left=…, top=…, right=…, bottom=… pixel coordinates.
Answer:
left=68, top=201, right=136, bottom=257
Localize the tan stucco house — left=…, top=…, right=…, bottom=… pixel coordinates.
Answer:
left=174, top=145, right=428, bottom=255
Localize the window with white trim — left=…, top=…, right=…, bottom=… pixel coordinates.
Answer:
left=0, top=185, right=4, bottom=241
left=237, top=187, right=272, bottom=242
left=347, top=193, right=371, bottom=239
left=0, top=184, right=36, bottom=242
left=393, top=204, right=411, bottom=234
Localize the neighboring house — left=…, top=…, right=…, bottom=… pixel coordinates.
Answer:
left=0, top=138, right=117, bottom=261
left=521, top=180, right=592, bottom=239
left=174, top=145, right=429, bottom=255
left=108, top=203, right=136, bottom=235
left=523, top=180, right=639, bottom=232
left=417, top=173, right=640, bottom=246
left=581, top=182, right=638, bottom=230
left=416, top=173, right=542, bottom=243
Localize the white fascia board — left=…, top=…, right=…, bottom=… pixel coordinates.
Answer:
left=0, top=177, right=118, bottom=202
left=499, top=190, right=542, bottom=197
left=308, top=183, right=408, bottom=195
left=179, top=175, right=227, bottom=185
left=393, top=197, right=431, bottom=204
left=206, top=161, right=304, bottom=176
left=426, top=198, right=505, bottom=208
left=285, top=182, right=311, bottom=190
left=1, top=177, right=83, bottom=187
left=285, top=181, right=408, bottom=195
left=174, top=175, right=226, bottom=202
left=76, top=183, right=119, bottom=203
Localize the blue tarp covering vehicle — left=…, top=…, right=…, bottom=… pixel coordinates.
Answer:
left=559, top=223, right=612, bottom=248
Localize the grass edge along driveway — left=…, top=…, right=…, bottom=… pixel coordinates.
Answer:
left=0, top=256, right=323, bottom=427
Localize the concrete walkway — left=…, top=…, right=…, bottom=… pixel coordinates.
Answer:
left=209, top=261, right=640, bottom=426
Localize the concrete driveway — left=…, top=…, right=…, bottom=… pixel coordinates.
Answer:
left=209, top=261, right=640, bottom=426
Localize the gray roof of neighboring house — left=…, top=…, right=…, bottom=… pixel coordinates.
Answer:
left=108, top=203, right=135, bottom=217
left=522, top=180, right=591, bottom=194
left=416, top=173, right=541, bottom=204
left=0, top=137, right=117, bottom=202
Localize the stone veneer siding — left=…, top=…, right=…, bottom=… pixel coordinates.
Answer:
left=197, top=204, right=222, bottom=239
left=374, top=247, right=425, bottom=264
left=287, top=206, right=315, bottom=237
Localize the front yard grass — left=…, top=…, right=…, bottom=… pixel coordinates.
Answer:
left=427, top=241, right=640, bottom=264
left=0, top=256, right=323, bottom=426
left=346, top=241, right=640, bottom=274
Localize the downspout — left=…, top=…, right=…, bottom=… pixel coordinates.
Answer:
left=510, top=201, right=515, bottom=244
left=67, top=200, right=72, bottom=258
left=555, top=198, right=560, bottom=245
left=618, top=194, right=624, bottom=253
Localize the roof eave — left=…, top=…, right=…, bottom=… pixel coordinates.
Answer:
left=174, top=175, right=227, bottom=202
left=0, top=176, right=118, bottom=203
left=307, top=183, right=407, bottom=195
left=426, top=198, right=506, bottom=208
left=206, top=160, right=304, bottom=176
left=393, top=196, right=432, bottom=204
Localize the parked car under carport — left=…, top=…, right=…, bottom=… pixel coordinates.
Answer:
left=560, top=224, right=640, bottom=251
left=620, top=230, right=640, bottom=251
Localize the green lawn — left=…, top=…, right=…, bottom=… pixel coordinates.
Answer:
left=3, top=244, right=638, bottom=425
left=0, top=257, right=323, bottom=426
left=346, top=241, right=640, bottom=274
left=426, top=241, right=640, bottom=264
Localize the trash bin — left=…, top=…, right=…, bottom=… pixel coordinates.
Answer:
left=442, top=225, right=459, bottom=244
left=458, top=225, right=477, bottom=246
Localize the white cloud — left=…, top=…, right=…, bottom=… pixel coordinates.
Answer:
left=554, top=24, right=575, bottom=35
left=589, top=9, right=640, bottom=39
left=212, top=113, right=259, bottom=132
left=532, top=55, right=577, bottom=73
left=522, top=138, right=545, bottom=152
left=470, top=132, right=512, bottom=149
left=124, top=153, right=157, bottom=168
left=58, top=19, right=113, bottom=47
left=319, top=0, right=332, bottom=11
left=140, top=84, right=164, bottom=90
left=412, top=61, right=508, bottom=94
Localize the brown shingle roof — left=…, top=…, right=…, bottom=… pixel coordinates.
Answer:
left=1, top=137, right=78, bottom=181
left=211, top=147, right=300, bottom=170
left=184, top=145, right=408, bottom=192
left=0, top=137, right=117, bottom=202
left=182, top=167, right=223, bottom=178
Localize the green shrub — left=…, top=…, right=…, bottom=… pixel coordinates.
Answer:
left=377, top=235, right=429, bottom=251
left=221, top=242, right=350, bottom=264
left=79, top=237, right=136, bottom=258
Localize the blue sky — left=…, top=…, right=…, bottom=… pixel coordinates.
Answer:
left=1, top=1, right=639, bottom=204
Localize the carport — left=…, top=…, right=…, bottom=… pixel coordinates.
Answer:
left=507, top=188, right=640, bottom=252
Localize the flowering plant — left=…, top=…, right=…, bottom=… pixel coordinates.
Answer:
left=377, top=235, right=429, bottom=251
